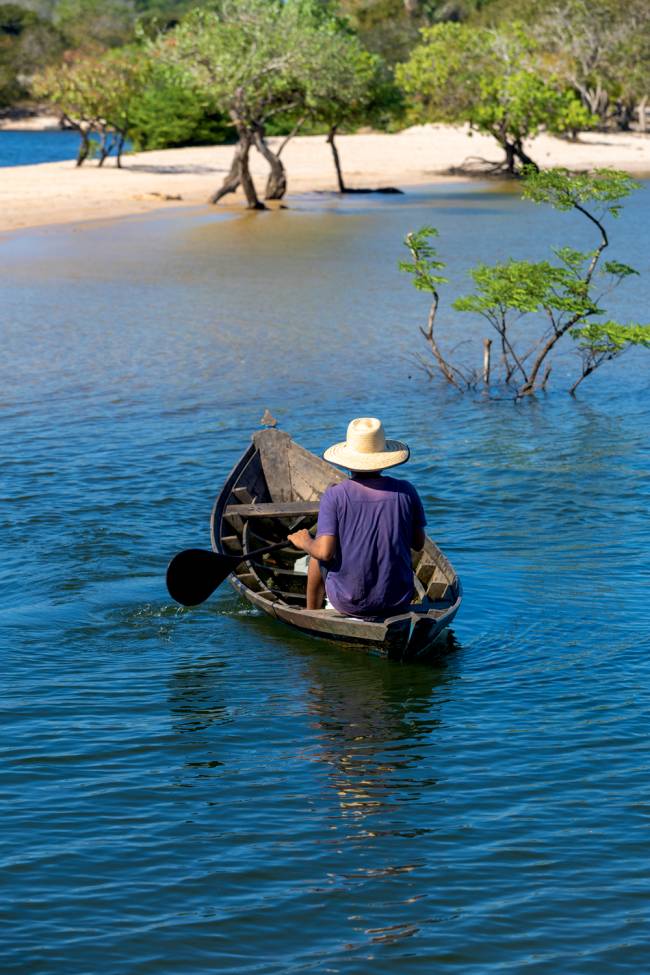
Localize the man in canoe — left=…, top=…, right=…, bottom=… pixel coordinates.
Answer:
left=287, top=417, right=426, bottom=617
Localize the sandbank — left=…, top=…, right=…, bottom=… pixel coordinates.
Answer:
left=0, top=112, right=62, bottom=131
left=1, top=124, right=650, bottom=234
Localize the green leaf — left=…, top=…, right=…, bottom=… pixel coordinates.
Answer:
left=553, top=246, right=593, bottom=273
left=601, top=260, right=639, bottom=278
left=521, top=167, right=640, bottom=211
left=570, top=321, right=650, bottom=354
left=400, top=227, right=448, bottom=293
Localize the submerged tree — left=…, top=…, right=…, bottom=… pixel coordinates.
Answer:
left=400, top=168, right=650, bottom=397
left=396, top=23, right=593, bottom=174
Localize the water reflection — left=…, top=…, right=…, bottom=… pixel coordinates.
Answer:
left=168, top=656, right=231, bottom=736
left=274, top=627, right=459, bottom=827
left=165, top=606, right=461, bottom=820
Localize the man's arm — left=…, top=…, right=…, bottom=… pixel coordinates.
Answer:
left=288, top=529, right=336, bottom=562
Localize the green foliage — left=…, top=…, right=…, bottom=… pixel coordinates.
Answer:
left=600, top=260, right=638, bottom=280
left=521, top=167, right=640, bottom=216
left=399, top=226, right=448, bottom=291
left=553, top=246, right=593, bottom=275
left=396, top=22, right=593, bottom=171
left=531, top=0, right=650, bottom=125
left=32, top=52, right=108, bottom=125
left=0, top=0, right=190, bottom=110
left=454, top=260, right=600, bottom=319
left=53, top=0, right=137, bottom=49
left=568, top=317, right=650, bottom=392
left=160, top=0, right=309, bottom=129
left=127, top=58, right=229, bottom=150
left=334, top=0, right=430, bottom=66
left=301, top=25, right=387, bottom=131
left=570, top=321, right=650, bottom=353
left=400, top=167, right=650, bottom=396
left=32, top=46, right=146, bottom=161
left=134, top=0, right=194, bottom=36
left=0, top=4, right=41, bottom=35
left=396, top=22, right=482, bottom=124
left=0, top=3, right=63, bottom=106
left=160, top=0, right=384, bottom=135
left=48, top=0, right=189, bottom=50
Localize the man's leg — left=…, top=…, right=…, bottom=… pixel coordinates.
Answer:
left=306, top=557, right=325, bottom=610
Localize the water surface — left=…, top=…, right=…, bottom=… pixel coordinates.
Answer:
left=2, top=184, right=650, bottom=974
left=0, top=128, right=126, bottom=166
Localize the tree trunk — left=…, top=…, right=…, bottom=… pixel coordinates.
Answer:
left=512, top=139, right=538, bottom=172
left=581, top=84, right=609, bottom=124
left=616, top=100, right=634, bottom=131
left=97, top=127, right=110, bottom=167
left=253, top=125, right=287, bottom=200
left=638, top=96, right=648, bottom=134
left=210, top=130, right=265, bottom=210
left=503, top=141, right=516, bottom=175
left=76, top=129, right=90, bottom=167
left=116, top=133, right=125, bottom=169
left=211, top=148, right=241, bottom=202
left=502, top=138, right=537, bottom=175
left=483, top=338, right=492, bottom=386
left=326, top=125, right=346, bottom=193
left=569, top=364, right=593, bottom=396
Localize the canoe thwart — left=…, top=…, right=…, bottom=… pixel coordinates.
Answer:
left=225, top=501, right=321, bottom=519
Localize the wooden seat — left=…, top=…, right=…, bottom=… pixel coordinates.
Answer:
left=225, top=501, right=320, bottom=518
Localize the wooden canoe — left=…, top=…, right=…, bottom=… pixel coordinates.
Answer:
left=211, top=428, right=462, bottom=661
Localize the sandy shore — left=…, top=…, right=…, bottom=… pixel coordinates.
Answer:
left=2, top=124, right=650, bottom=233
left=0, top=112, right=62, bottom=131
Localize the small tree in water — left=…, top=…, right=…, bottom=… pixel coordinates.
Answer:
left=400, top=168, right=650, bottom=397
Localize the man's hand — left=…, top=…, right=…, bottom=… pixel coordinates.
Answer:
left=287, top=530, right=336, bottom=562
left=287, top=529, right=312, bottom=552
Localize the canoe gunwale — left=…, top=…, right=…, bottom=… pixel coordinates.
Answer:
left=211, top=441, right=257, bottom=556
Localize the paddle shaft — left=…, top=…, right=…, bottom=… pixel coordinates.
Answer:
left=226, top=539, right=288, bottom=565
left=166, top=533, right=307, bottom=607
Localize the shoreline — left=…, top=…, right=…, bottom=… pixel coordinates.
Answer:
left=0, top=111, right=62, bottom=131
left=1, top=125, right=650, bottom=235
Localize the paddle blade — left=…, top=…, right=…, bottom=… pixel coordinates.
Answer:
left=166, top=548, right=234, bottom=607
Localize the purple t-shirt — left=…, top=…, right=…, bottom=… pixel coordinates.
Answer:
left=316, top=475, right=427, bottom=617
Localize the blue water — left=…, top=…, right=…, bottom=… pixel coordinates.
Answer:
left=2, top=184, right=650, bottom=973
left=0, top=128, right=131, bottom=166
left=0, top=128, right=83, bottom=166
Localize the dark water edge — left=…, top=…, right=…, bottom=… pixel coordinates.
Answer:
left=2, top=184, right=650, bottom=974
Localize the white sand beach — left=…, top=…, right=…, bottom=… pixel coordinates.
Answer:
left=2, top=124, right=650, bottom=233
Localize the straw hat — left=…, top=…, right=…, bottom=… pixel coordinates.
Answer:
left=323, top=418, right=410, bottom=472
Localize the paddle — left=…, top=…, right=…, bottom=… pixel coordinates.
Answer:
left=166, top=540, right=294, bottom=607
